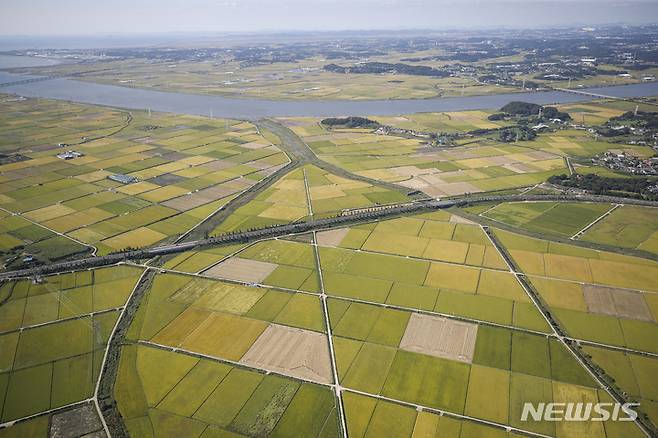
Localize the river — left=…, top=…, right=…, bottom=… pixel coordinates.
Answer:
left=0, top=54, right=62, bottom=69
left=1, top=57, right=657, bottom=119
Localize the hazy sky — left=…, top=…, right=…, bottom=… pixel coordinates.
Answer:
left=2, top=0, right=658, bottom=36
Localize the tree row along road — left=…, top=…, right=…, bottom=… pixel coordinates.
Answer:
left=485, top=226, right=657, bottom=437
left=1, top=193, right=657, bottom=281
left=171, top=118, right=417, bottom=244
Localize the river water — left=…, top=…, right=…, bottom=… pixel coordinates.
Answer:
left=1, top=56, right=657, bottom=119
left=0, top=54, right=62, bottom=69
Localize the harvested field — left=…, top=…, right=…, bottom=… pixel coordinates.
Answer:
left=449, top=215, right=476, bottom=225
left=399, top=313, right=477, bottom=363
left=213, top=164, right=407, bottom=234
left=162, top=179, right=251, bottom=211
left=0, top=98, right=289, bottom=258
left=431, top=182, right=482, bottom=197
left=583, top=285, right=654, bottom=322
left=203, top=257, right=278, bottom=283
left=240, top=324, right=333, bottom=383
left=316, top=228, right=349, bottom=247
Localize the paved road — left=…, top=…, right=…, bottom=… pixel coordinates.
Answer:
left=2, top=193, right=657, bottom=281
left=168, top=117, right=417, bottom=244
left=255, top=119, right=417, bottom=196
left=129, top=254, right=658, bottom=359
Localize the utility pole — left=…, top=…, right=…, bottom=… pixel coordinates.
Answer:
left=634, top=105, right=639, bottom=117
left=522, top=78, right=526, bottom=90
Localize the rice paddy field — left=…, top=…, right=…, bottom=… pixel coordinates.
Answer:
left=480, top=201, right=614, bottom=238
left=371, top=110, right=513, bottom=133
left=118, top=269, right=337, bottom=436
left=583, top=346, right=658, bottom=428
left=0, top=403, right=104, bottom=437
left=213, top=164, right=408, bottom=234
left=0, top=265, right=144, bottom=423
left=104, top=211, right=652, bottom=437
left=494, top=229, right=658, bottom=355
left=1, top=91, right=657, bottom=437
left=154, top=210, right=548, bottom=332
left=276, top=115, right=652, bottom=199
left=19, top=53, right=656, bottom=102
left=114, top=344, right=340, bottom=438
left=555, top=102, right=629, bottom=126
left=315, top=211, right=550, bottom=332
left=527, top=129, right=654, bottom=159
left=100, top=212, right=646, bottom=437
left=0, top=95, right=288, bottom=261
left=477, top=202, right=658, bottom=255
left=330, top=299, right=608, bottom=436
left=579, top=205, right=658, bottom=255
left=2, top=215, right=657, bottom=436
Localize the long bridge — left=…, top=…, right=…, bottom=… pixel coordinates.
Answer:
left=0, top=69, right=114, bottom=88
left=1, top=193, right=656, bottom=281
left=552, top=86, right=658, bottom=107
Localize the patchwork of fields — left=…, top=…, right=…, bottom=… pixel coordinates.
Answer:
left=1, top=93, right=657, bottom=437
left=277, top=116, right=652, bottom=199
left=20, top=57, right=520, bottom=101
left=103, top=209, right=653, bottom=437
left=158, top=210, right=548, bottom=332
left=480, top=202, right=658, bottom=255
left=2, top=214, right=656, bottom=436
left=0, top=265, right=144, bottom=423
left=0, top=96, right=288, bottom=264
left=214, top=164, right=408, bottom=234
left=277, top=110, right=655, bottom=199
left=115, top=344, right=339, bottom=438
left=495, top=230, right=658, bottom=354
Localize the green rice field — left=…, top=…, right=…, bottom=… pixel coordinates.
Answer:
left=0, top=265, right=144, bottom=423
left=495, top=229, right=658, bottom=354
left=0, top=96, right=288, bottom=262
left=213, top=164, right=408, bottom=234
left=1, top=93, right=657, bottom=437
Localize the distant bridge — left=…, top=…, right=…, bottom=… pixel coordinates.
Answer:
left=0, top=69, right=114, bottom=88
left=553, top=87, right=620, bottom=100
left=553, top=86, right=658, bottom=107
